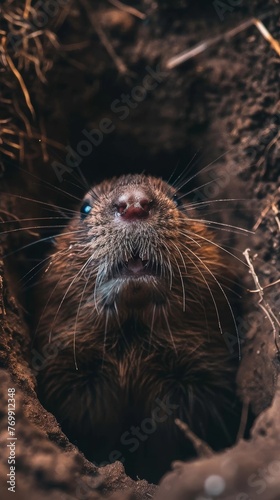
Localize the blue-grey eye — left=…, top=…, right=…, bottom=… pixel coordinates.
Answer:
left=172, top=194, right=182, bottom=208
left=80, top=202, right=92, bottom=219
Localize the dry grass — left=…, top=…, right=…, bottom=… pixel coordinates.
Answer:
left=0, top=0, right=68, bottom=169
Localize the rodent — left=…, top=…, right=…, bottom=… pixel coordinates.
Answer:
left=35, top=173, right=241, bottom=482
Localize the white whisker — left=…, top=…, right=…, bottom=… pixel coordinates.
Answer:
left=49, top=254, right=95, bottom=341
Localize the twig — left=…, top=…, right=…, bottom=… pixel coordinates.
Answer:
left=236, top=399, right=249, bottom=442
left=253, top=203, right=271, bottom=231
left=249, top=278, right=280, bottom=292
left=0, top=147, right=17, bottom=160
left=5, top=50, right=35, bottom=119
left=44, top=30, right=60, bottom=50
left=175, top=418, right=214, bottom=458
left=52, top=0, right=73, bottom=29
left=60, top=41, right=90, bottom=51
left=166, top=9, right=280, bottom=69
left=272, top=203, right=280, bottom=232
left=79, top=0, right=131, bottom=76
left=243, top=249, right=280, bottom=353
left=17, top=51, right=47, bottom=83
left=253, top=196, right=280, bottom=231
left=108, top=0, right=146, bottom=20
left=23, top=0, right=32, bottom=19
left=13, top=97, right=33, bottom=137
left=256, top=130, right=280, bottom=169
left=254, top=18, right=280, bottom=56
left=0, top=276, right=6, bottom=317
left=1, top=138, right=20, bottom=150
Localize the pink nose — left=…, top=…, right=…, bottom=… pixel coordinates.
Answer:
left=115, top=189, right=152, bottom=221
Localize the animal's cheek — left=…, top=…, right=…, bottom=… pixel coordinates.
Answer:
left=155, top=212, right=181, bottom=231
left=85, top=220, right=110, bottom=237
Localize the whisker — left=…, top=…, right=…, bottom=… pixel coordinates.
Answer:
left=49, top=254, right=95, bottom=341
left=113, top=301, right=130, bottom=349
left=33, top=254, right=68, bottom=342
left=0, top=192, right=80, bottom=216
left=170, top=242, right=187, bottom=311
left=184, top=198, right=251, bottom=208
left=148, top=304, right=156, bottom=353
left=174, top=150, right=232, bottom=193
left=167, top=150, right=200, bottom=187
left=94, top=261, right=107, bottom=312
left=178, top=229, right=248, bottom=268
left=3, top=230, right=85, bottom=258
left=14, top=165, right=83, bottom=202
left=73, top=263, right=94, bottom=370
left=0, top=224, right=69, bottom=236
left=177, top=216, right=254, bottom=235
left=19, top=253, right=58, bottom=286
left=162, top=306, right=177, bottom=353
left=166, top=159, right=181, bottom=186
left=180, top=239, right=241, bottom=359
left=177, top=241, right=224, bottom=338
left=102, top=308, right=110, bottom=365
left=177, top=176, right=231, bottom=201
left=0, top=216, right=69, bottom=224
left=160, top=242, right=174, bottom=289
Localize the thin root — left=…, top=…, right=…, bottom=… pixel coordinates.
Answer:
left=175, top=418, right=214, bottom=458
left=243, top=248, right=280, bottom=353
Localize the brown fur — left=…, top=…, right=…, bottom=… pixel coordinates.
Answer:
left=35, top=174, right=240, bottom=481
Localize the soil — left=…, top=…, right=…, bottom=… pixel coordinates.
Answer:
left=0, top=0, right=280, bottom=498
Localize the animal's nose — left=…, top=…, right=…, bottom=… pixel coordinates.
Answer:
left=115, top=188, right=152, bottom=221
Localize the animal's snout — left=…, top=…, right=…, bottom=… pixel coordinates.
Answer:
left=115, top=187, right=152, bottom=221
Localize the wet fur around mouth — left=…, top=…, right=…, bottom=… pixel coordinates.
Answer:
left=35, top=173, right=242, bottom=483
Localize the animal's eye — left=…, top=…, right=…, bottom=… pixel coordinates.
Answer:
left=172, top=194, right=182, bottom=208
left=80, top=201, right=92, bottom=219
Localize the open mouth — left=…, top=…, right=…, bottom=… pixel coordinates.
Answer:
left=98, top=254, right=167, bottom=308
left=114, top=254, right=161, bottom=278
